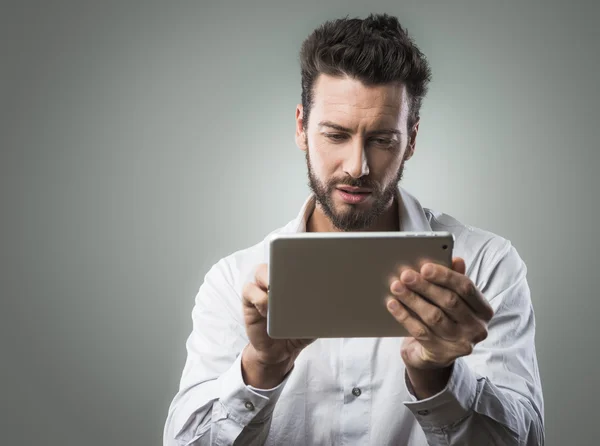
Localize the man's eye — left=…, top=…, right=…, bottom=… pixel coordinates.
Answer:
left=372, top=138, right=393, bottom=145
left=325, top=134, right=347, bottom=142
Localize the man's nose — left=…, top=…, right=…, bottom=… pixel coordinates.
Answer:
left=343, top=140, right=369, bottom=178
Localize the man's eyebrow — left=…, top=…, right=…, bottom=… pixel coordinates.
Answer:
left=369, top=128, right=403, bottom=136
left=318, top=121, right=353, bottom=133
left=318, top=121, right=402, bottom=136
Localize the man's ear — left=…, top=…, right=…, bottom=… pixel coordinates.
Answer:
left=404, top=120, right=420, bottom=161
left=295, top=104, right=308, bottom=151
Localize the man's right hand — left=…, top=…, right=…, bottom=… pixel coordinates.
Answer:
left=241, top=263, right=314, bottom=389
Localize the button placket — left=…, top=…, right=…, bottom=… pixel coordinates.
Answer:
left=339, top=338, right=374, bottom=445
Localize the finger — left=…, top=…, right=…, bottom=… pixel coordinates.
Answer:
left=254, top=263, right=269, bottom=292
left=420, top=262, right=494, bottom=321
left=242, top=281, right=268, bottom=318
left=452, top=257, right=466, bottom=275
left=399, top=269, right=472, bottom=325
left=386, top=297, right=431, bottom=341
left=390, top=279, right=460, bottom=340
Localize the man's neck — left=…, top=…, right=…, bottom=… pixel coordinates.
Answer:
left=307, top=197, right=400, bottom=233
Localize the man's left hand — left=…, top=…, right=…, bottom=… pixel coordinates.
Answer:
left=386, top=257, right=495, bottom=397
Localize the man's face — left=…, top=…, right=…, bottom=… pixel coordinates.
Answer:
left=296, top=74, right=417, bottom=231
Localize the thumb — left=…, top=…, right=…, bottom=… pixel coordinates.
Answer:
left=452, top=257, right=466, bottom=275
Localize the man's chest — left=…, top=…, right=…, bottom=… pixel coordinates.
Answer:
left=266, top=338, right=423, bottom=446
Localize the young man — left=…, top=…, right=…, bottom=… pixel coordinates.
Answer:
left=164, top=14, right=544, bottom=446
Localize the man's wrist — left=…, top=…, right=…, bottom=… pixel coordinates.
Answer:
left=406, top=363, right=453, bottom=399
left=241, top=345, right=294, bottom=389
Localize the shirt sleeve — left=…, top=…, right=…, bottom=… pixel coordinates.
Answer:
left=403, top=240, right=545, bottom=445
left=163, top=259, right=291, bottom=446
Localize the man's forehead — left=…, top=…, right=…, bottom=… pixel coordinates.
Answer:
left=311, top=74, right=409, bottom=124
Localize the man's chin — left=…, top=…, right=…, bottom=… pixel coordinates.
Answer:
left=331, top=208, right=373, bottom=226
left=330, top=203, right=370, bottom=222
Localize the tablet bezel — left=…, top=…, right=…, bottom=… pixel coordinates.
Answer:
left=267, top=231, right=454, bottom=339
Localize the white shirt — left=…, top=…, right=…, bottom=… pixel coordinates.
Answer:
left=164, top=188, right=544, bottom=446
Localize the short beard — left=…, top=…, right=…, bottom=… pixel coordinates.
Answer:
left=305, top=145, right=405, bottom=232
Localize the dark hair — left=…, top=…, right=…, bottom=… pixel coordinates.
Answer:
left=300, top=13, right=432, bottom=131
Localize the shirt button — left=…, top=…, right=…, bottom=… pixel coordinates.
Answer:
left=417, top=409, right=430, bottom=416
left=244, top=401, right=255, bottom=411
left=352, top=387, right=362, bottom=397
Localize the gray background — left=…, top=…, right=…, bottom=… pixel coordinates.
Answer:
left=1, top=1, right=598, bottom=445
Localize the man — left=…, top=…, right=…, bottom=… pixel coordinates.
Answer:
left=164, top=13, right=544, bottom=445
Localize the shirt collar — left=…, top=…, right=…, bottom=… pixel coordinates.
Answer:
left=291, top=187, right=432, bottom=233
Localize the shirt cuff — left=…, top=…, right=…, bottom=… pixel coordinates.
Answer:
left=247, top=377, right=288, bottom=397
left=216, top=352, right=291, bottom=427
left=403, top=357, right=480, bottom=429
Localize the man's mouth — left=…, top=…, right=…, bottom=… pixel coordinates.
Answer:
left=336, top=187, right=373, bottom=204
left=337, top=186, right=372, bottom=194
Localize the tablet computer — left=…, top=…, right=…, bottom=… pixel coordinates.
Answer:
left=267, top=231, right=454, bottom=339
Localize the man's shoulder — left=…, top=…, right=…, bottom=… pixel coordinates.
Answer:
left=424, top=207, right=521, bottom=276
left=425, top=207, right=505, bottom=243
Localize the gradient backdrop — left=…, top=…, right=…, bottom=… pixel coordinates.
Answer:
left=1, top=1, right=598, bottom=445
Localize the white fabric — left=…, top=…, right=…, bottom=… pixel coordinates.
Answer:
left=163, top=187, right=544, bottom=445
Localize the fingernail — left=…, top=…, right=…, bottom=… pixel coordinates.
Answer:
left=392, top=281, right=405, bottom=293
left=387, top=299, right=399, bottom=311
left=402, top=270, right=416, bottom=284
left=422, top=264, right=434, bottom=278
